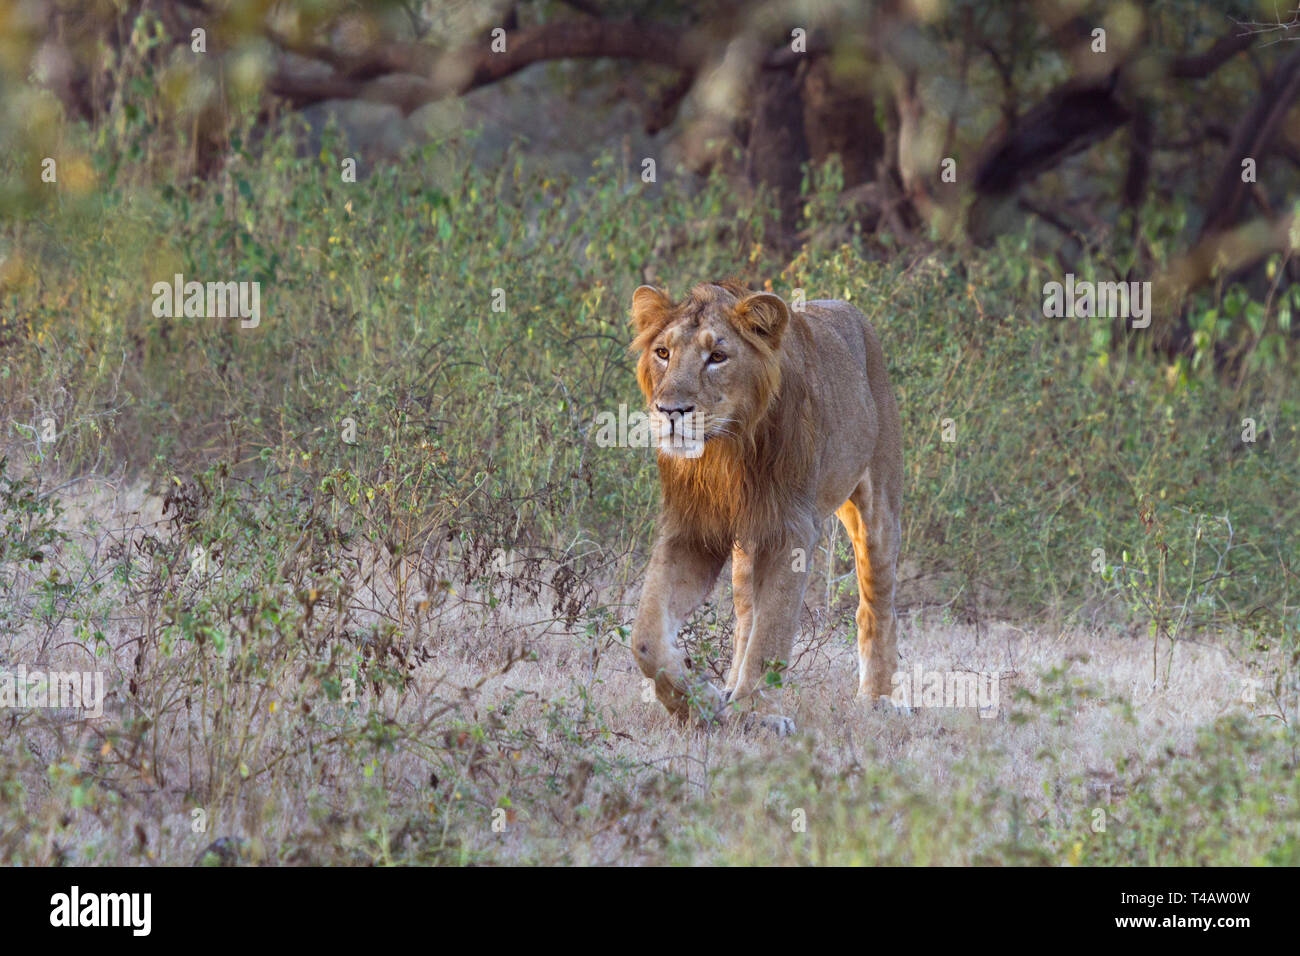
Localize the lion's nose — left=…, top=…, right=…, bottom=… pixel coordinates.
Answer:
left=656, top=404, right=695, bottom=417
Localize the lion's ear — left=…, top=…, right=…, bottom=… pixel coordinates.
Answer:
left=734, top=292, right=790, bottom=347
left=630, top=285, right=673, bottom=338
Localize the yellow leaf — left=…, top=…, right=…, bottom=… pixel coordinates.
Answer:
left=1068, top=841, right=1083, bottom=865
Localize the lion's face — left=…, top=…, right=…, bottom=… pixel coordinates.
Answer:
left=630, top=283, right=789, bottom=459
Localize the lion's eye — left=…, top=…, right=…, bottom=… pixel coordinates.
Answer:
left=708, top=351, right=727, bottom=365
left=654, top=347, right=670, bottom=361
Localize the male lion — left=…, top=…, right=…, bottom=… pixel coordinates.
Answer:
left=628, top=280, right=902, bottom=735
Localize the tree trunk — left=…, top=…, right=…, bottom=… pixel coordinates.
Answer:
left=744, top=67, right=811, bottom=235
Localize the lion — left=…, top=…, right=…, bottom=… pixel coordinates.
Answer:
left=627, top=280, right=902, bottom=734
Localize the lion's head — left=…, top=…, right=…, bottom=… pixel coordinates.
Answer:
left=630, top=281, right=790, bottom=460
left=629, top=281, right=813, bottom=552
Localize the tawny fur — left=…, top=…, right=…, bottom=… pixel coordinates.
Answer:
left=627, top=281, right=904, bottom=732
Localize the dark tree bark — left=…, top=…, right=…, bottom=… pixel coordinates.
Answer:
left=268, top=20, right=694, bottom=114
left=799, top=55, right=883, bottom=189
left=744, top=67, right=811, bottom=233
left=1170, top=31, right=1257, bottom=79
left=971, top=70, right=1131, bottom=198
left=1198, top=48, right=1300, bottom=238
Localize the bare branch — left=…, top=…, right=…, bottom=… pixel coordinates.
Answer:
left=1170, top=28, right=1256, bottom=78
left=1231, top=7, right=1300, bottom=46
left=1199, top=48, right=1300, bottom=237
left=267, top=19, right=694, bottom=116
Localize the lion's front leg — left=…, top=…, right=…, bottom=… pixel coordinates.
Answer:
left=726, top=527, right=815, bottom=734
left=724, top=544, right=754, bottom=695
left=631, top=532, right=728, bottom=721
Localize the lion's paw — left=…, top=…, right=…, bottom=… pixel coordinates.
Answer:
left=689, top=680, right=730, bottom=725
left=737, top=712, right=796, bottom=737
left=866, top=693, right=912, bottom=716
left=759, top=714, right=797, bottom=736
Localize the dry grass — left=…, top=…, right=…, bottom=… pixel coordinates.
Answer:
left=4, top=475, right=1293, bottom=867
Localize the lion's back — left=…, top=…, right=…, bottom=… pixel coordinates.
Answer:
left=797, top=299, right=902, bottom=504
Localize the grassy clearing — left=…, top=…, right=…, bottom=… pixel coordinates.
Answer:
left=1, top=116, right=1298, bottom=865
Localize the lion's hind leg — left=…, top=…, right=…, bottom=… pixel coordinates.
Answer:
left=837, top=487, right=899, bottom=702
left=835, top=499, right=877, bottom=695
